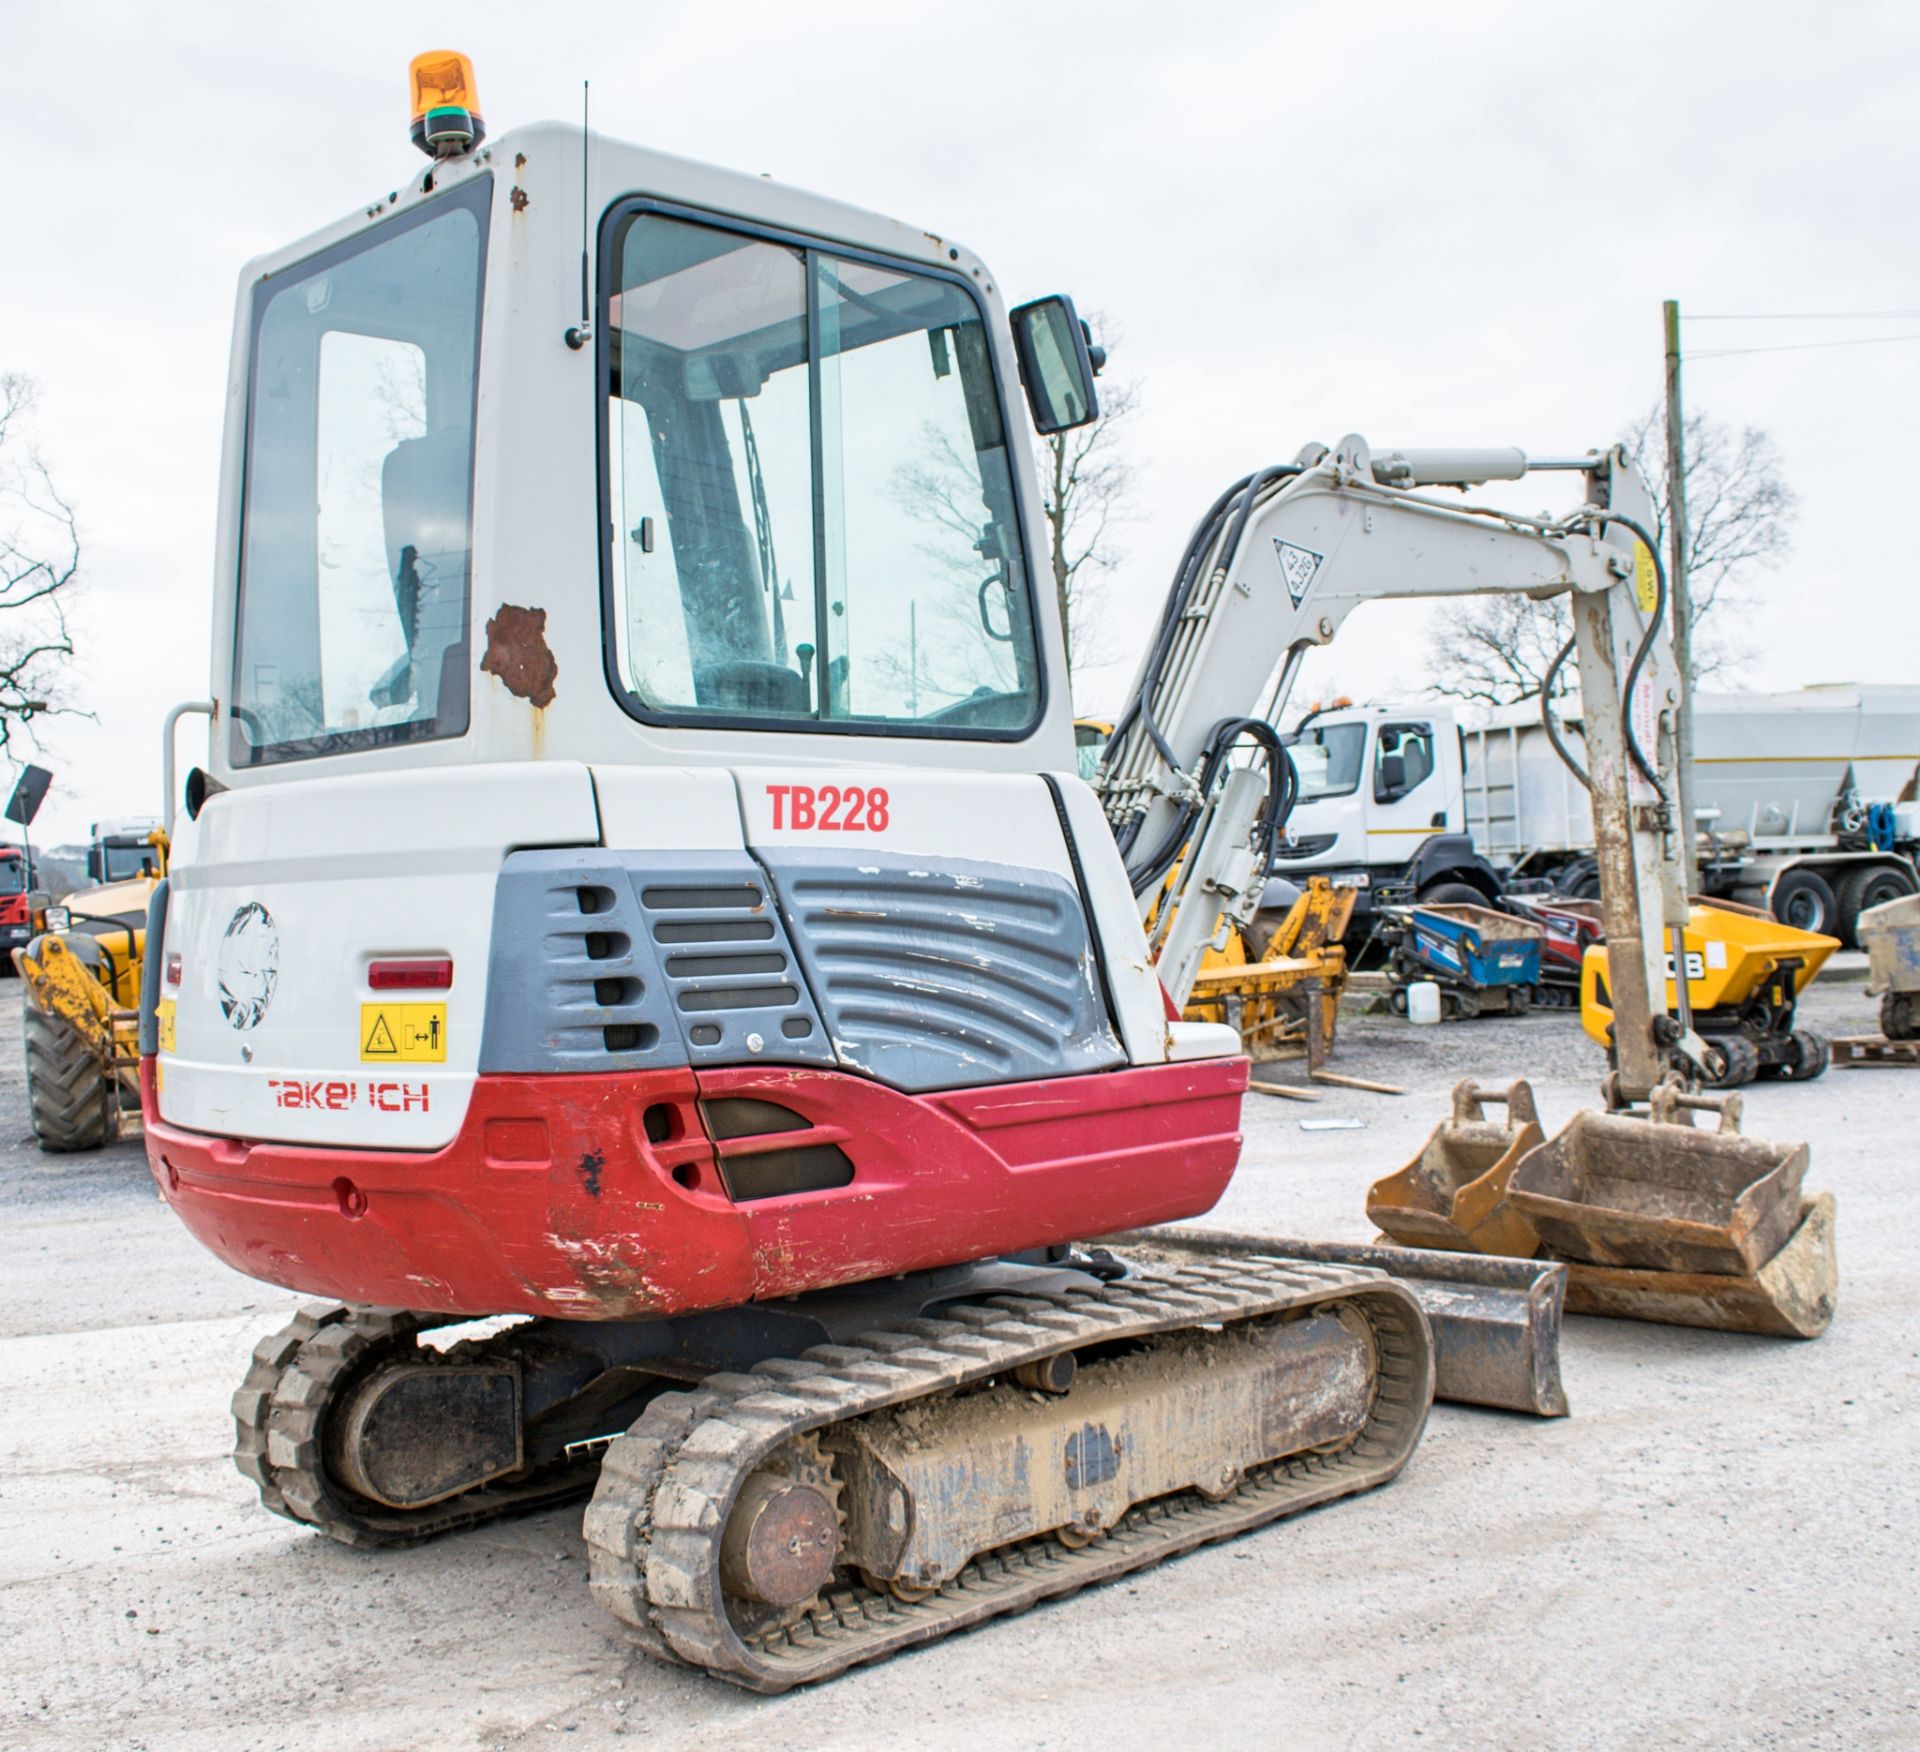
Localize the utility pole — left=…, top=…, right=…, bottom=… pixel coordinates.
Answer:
left=1663, top=299, right=1697, bottom=890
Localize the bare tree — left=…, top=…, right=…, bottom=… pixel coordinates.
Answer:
left=1035, top=372, right=1140, bottom=680
left=0, top=375, right=81, bottom=749
left=1427, top=406, right=1798, bottom=705
left=890, top=335, right=1142, bottom=687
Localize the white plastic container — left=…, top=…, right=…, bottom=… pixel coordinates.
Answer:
left=1407, top=981, right=1443, bottom=1026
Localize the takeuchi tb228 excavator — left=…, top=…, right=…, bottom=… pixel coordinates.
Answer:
left=142, top=55, right=1715, bottom=1690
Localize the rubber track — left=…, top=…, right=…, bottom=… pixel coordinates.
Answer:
left=583, top=1256, right=1434, bottom=1691
left=233, top=1303, right=600, bottom=1545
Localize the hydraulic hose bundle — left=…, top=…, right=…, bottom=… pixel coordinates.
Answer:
left=1107, top=465, right=1303, bottom=897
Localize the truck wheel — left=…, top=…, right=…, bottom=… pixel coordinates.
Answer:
left=1704, top=1033, right=1760, bottom=1088
left=1777, top=1029, right=1829, bottom=1082
left=1770, top=869, right=1838, bottom=938
left=23, top=1003, right=116, bottom=1152
left=1881, top=992, right=1920, bottom=1041
left=1838, top=864, right=1918, bottom=948
left=1509, top=984, right=1533, bottom=1016
left=1416, top=881, right=1487, bottom=909
left=1554, top=859, right=1601, bottom=901
left=1388, top=987, right=1409, bottom=1016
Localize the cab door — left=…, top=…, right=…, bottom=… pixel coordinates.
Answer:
left=1364, top=720, right=1454, bottom=863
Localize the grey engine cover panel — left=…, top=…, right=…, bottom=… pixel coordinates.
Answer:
left=479, top=849, right=833, bottom=1074
left=481, top=848, right=1124, bottom=1094
left=757, top=848, right=1125, bottom=1092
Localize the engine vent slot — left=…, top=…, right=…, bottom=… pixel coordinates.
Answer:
left=678, top=983, right=800, bottom=1012
left=654, top=918, right=776, bottom=945
left=701, top=1098, right=812, bottom=1141
left=719, top=1143, right=855, bottom=1202
left=643, top=884, right=764, bottom=912
left=665, top=951, right=788, bottom=979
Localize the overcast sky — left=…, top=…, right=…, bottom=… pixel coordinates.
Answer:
left=2, top=0, right=1915, bottom=847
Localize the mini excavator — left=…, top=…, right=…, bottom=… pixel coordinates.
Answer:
left=143, top=54, right=1715, bottom=1690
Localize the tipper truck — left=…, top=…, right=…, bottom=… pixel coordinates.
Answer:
left=1269, top=685, right=1920, bottom=944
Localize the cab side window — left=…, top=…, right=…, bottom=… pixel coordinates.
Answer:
left=1374, top=722, right=1435, bottom=802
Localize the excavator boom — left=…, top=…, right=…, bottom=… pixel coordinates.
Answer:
left=1099, top=435, right=1698, bottom=1096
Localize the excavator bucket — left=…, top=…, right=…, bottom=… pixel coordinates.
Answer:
left=1101, top=1227, right=1569, bottom=1417
left=1365, top=1079, right=1544, bottom=1258
left=1557, top=1193, right=1835, bottom=1338
left=1507, top=1085, right=1808, bottom=1276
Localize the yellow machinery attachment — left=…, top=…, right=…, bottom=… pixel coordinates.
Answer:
left=1184, top=877, right=1356, bottom=1065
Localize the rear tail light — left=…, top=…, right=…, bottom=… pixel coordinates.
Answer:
left=368, top=958, right=454, bottom=990
left=165, top=953, right=182, bottom=986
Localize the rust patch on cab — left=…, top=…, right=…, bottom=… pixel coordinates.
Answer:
left=481, top=604, right=558, bottom=709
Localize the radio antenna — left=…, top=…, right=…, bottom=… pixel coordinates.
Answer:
left=565, top=82, right=593, bottom=350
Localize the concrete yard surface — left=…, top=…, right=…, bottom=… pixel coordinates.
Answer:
left=2, top=972, right=1915, bottom=1750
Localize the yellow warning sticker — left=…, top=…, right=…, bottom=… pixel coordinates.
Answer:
left=1633, top=541, right=1658, bottom=614
left=156, top=999, right=176, bottom=1055
left=360, top=1002, right=447, bottom=1063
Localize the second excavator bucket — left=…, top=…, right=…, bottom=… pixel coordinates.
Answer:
left=1506, top=1085, right=1809, bottom=1277
left=1366, top=1079, right=1545, bottom=1259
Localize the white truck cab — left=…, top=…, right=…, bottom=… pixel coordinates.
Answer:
left=1271, top=701, right=1499, bottom=917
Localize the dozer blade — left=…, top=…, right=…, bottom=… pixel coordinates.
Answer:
left=1104, top=1227, right=1568, bottom=1417
left=1507, top=1084, right=1809, bottom=1276
left=1562, top=1193, right=1836, bottom=1338
left=584, top=1254, right=1433, bottom=1691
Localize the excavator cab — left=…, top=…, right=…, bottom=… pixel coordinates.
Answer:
left=139, top=64, right=1442, bottom=1691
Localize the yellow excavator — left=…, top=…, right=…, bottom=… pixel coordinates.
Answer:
left=13, top=823, right=166, bottom=1149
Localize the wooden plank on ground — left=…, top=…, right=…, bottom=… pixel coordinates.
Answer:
left=1247, top=1078, right=1322, bottom=1102
left=1310, top=1070, right=1407, bottom=1096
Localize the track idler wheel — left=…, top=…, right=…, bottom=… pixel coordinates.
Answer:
left=720, top=1476, right=841, bottom=1607
left=717, top=1434, right=846, bottom=1630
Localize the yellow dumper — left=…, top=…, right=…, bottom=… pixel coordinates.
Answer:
left=1580, top=897, right=1837, bottom=1087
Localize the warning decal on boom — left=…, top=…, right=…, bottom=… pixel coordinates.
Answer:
left=360, top=1002, right=447, bottom=1063
left=1275, top=539, right=1324, bottom=607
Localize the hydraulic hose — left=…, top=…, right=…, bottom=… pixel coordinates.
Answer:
left=1108, top=464, right=1302, bottom=858
left=1540, top=634, right=1591, bottom=791
left=1577, top=507, right=1670, bottom=796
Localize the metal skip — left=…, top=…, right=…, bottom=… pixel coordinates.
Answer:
left=1100, top=1227, right=1569, bottom=1418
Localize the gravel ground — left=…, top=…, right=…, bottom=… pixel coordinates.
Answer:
left=2, top=965, right=1914, bottom=1750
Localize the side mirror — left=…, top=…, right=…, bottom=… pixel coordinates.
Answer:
left=1009, top=295, right=1101, bottom=433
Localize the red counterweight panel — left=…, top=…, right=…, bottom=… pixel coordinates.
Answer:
left=143, top=1056, right=1248, bottom=1320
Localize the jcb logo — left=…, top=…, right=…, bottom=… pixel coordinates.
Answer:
left=1663, top=951, right=1706, bottom=981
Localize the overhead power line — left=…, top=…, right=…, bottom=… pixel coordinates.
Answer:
left=1688, top=309, right=1920, bottom=322
left=1688, top=331, right=1920, bottom=360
